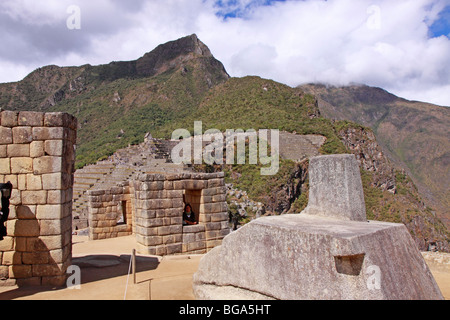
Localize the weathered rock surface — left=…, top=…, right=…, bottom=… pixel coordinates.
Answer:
left=193, top=154, right=444, bottom=300
left=303, top=154, right=366, bottom=222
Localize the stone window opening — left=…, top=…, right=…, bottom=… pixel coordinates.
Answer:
left=117, top=200, right=128, bottom=226
left=183, top=189, right=202, bottom=225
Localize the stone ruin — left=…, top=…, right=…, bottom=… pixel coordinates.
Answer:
left=87, top=172, right=230, bottom=256
left=193, top=154, right=444, bottom=300
left=0, top=109, right=230, bottom=287
left=0, top=110, right=76, bottom=287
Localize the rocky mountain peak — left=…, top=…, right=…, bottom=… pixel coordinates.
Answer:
left=135, top=34, right=224, bottom=78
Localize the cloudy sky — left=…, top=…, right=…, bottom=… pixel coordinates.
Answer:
left=1, top=0, right=449, bottom=106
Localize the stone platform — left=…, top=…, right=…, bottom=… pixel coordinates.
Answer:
left=193, top=154, right=444, bottom=300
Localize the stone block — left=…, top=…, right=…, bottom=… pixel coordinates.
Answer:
left=39, top=216, right=72, bottom=236
left=1, top=111, right=18, bottom=127
left=165, top=208, right=183, bottom=217
left=32, top=264, right=64, bottom=277
left=36, top=235, right=67, bottom=251
left=183, top=224, right=206, bottom=234
left=212, top=194, right=227, bottom=203
left=12, top=127, right=32, bottom=144
left=10, top=157, right=33, bottom=174
left=9, top=265, right=32, bottom=279
left=0, top=236, right=14, bottom=251
left=183, top=233, right=196, bottom=243
left=30, top=141, right=45, bottom=158
left=36, top=204, right=63, bottom=220
left=137, top=234, right=163, bottom=246
left=173, top=180, right=184, bottom=190
left=7, top=144, right=30, bottom=157
left=33, top=156, right=62, bottom=174
left=14, top=237, right=27, bottom=252
left=187, top=241, right=206, bottom=252
left=184, top=180, right=206, bottom=190
left=22, top=251, right=49, bottom=265
left=11, top=220, right=41, bottom=237
left=26, top=174, right=42, bottom=190
left=164, top=190, right=183, bottom=199
left=44, top=112, right=76, bottom=129
left=18, top=111, right=44, bottom=127
left=32, top=127, right=64, bottom=141
left=136, top=243, right=156, bottom=256
left=208, top=179, right=224, bottom=188
left=42, top=172, right=71, bottom=190
left=303, top=154, right=366, bottom=222
left=9, top=189, right=22, bottom=206
left=141, top=181, right=164, bottom=191
left=205, top=230, right=220, bottom=241
left=157, top=226, right=172, bottom=236
left=0, top=158, right=10, bottom=174
left=44, top=140, right=64, bottom=156
left=49, top=246, right=71, bottom=264
left=164, top=180, right=173, bottom=190
left=0, top=145, right=6, bottom=157
left=18, top=174, right=26, bottom=190
left=135, top=226, right=158, bottom=237
left=166, top=243, right=182, bottom=255
left=0, top=266, right=9, bottom=280
left=199, top=214, right=211, bottom=223
left=16, top=205, right=37, bottom=219
left=22, top=190, right=47, bottom=205
left=0, top=127, right=13, bottom=145
left=202, top=187, right=226, bottom=197
left=171, top=217, right=183, bottom=225
left=172, top=198, right=184, bottom=208
left=211, top=212, right=228, bottom=222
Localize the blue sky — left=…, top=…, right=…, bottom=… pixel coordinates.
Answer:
left=214, top=0, right=288, bottom=19
left=429, top=4, right=450, bottom=37
left=0, top=0, right=449, bottom=106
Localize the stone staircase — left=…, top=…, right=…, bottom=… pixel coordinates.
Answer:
left=72, top=138, right=188, bottom=231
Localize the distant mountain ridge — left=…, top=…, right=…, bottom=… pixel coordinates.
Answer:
left=299, top=83, right=450, bottom=229
left=0, top=34, right=229, bottom=111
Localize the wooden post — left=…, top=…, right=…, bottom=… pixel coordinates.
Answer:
left=132, top=249, right=136, bottom=284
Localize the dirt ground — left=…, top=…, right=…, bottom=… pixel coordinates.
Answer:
left=0, top=235, right=448, bottom=300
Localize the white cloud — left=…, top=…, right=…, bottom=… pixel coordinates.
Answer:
left=0, top=0, right=449, bottom=106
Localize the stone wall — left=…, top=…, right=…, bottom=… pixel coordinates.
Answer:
left=0, top=110, right=76, bottom=286
left=86, top=172, right=231, bottom=256
left=87, top=183, right=134, bottom=240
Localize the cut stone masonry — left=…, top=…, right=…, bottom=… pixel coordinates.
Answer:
left=0, top=109, right=76, bottom=287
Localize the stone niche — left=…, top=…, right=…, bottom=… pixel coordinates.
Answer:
left=87, top=172, right=230, bottom=256
left=0, top=110, right=76, bottom=287
left=193, top=154, right=444, bottom=300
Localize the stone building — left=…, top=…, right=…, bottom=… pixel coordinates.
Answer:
left=87, top=172, right=230, bottom=256
left=0, top=110, right=76, bottom=287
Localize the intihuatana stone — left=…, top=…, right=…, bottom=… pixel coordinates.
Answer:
left=193, top=154, right=444, bottom=300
